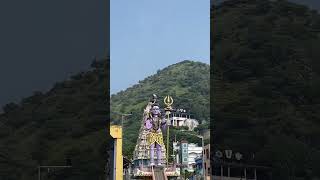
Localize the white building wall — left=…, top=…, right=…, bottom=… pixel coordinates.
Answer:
left=174, top=142, right=203, bottom=171
left=173, top=142, right=179, bottom=152
left=187, top=143, right=203, bottom=171
left=170, top=116, right=199, bottom=130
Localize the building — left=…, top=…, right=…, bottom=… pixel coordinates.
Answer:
left=212, top=149, right=272, bottom=180
left=203, top=144, right=210, bottom=177
left=109, top=125, right=123, bottom=180
left=180, top=141, right=189, bottom=166
left=123, top=156, right=132, bottom=179
left=187, top=143, right=203, bottom=171
left=170, top=109, right=199, bottom=131
left=212, top=162, right=272, bottom=180
left=195, top=156, right=203, bottom=177
left=194, top=144, right=210, bottom=180
left=174, top=141, right=203, bottom=172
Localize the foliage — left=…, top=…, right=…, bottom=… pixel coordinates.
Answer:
left=213, top=0, right=320, bottom=179
left=0, top=58, right=110, bottom=180
left=110, top=60, right=210, bottom=159
left=0, top=59, right=208, bottom=179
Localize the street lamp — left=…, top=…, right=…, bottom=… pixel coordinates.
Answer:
left=111, top=112, right=133, bottom=128
left=180, top=130, right=205, bottom=180
left=111, top=111, right=132, bottom=177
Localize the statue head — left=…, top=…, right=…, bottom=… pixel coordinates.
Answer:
left=151, top=104, right=161, bottom=116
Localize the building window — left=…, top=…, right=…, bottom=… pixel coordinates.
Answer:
left=183, top=149, right=187, bottom=153
left=184, top=158, right=188, bottom=162
left=183, top=144, right=187, bottom=148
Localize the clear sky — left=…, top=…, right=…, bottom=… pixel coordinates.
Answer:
left=0, top=0, right=108, bottom=109
left=111, top=0, right=210, bottom=94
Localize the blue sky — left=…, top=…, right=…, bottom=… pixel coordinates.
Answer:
left=110, top=0, right=210, bottom=94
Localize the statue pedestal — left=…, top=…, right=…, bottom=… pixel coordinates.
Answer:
left=152, top=166, right=166, bottom=180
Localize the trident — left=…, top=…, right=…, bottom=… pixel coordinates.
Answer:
left=164, top=95, right=173, bottom=167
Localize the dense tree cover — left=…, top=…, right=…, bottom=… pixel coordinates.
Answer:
left=0, top=59, right=209, bottom=179
left=212, top=0, right=320, bottom=179
left=0, top=59, right=110, bottom=180
left=111, top=60, right=210, bottom=159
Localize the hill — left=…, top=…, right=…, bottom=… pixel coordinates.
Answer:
left=0, top=59, right=110, bottom=180
left=212, top=0, right=320, bottom=179
left=110, top=60, right=210, bottom=158
left=0, top=59, right=209, bottom=179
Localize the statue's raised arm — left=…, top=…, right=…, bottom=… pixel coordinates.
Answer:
left=143, top=94, right=157, bottom=130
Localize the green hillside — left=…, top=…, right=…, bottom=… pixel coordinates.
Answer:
left=0, top=59, right=110, bottom=180
left=0, top=59, right=209, bottom=179
left=111, top=60, right=210, bottom=158
left=213, top=0, right=320, bottom=179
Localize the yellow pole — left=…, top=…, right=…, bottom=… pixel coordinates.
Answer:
left=167, top=112, right=170, bottom=166
left=110, top=125, right=123, bottom=180
left=164, top=95, right=173, bottom=167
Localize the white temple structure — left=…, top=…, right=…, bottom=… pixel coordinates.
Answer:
left=170, top=108, right=199, bottom=131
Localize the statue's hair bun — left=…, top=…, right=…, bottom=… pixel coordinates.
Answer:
left=152, top=103, right=159, bottom=107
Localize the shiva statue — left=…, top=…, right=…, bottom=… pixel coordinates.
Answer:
left=144, top=94, right=166, bottom=166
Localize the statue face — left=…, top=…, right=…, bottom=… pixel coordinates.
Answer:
left=151, top=106, right=160, bottom=116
